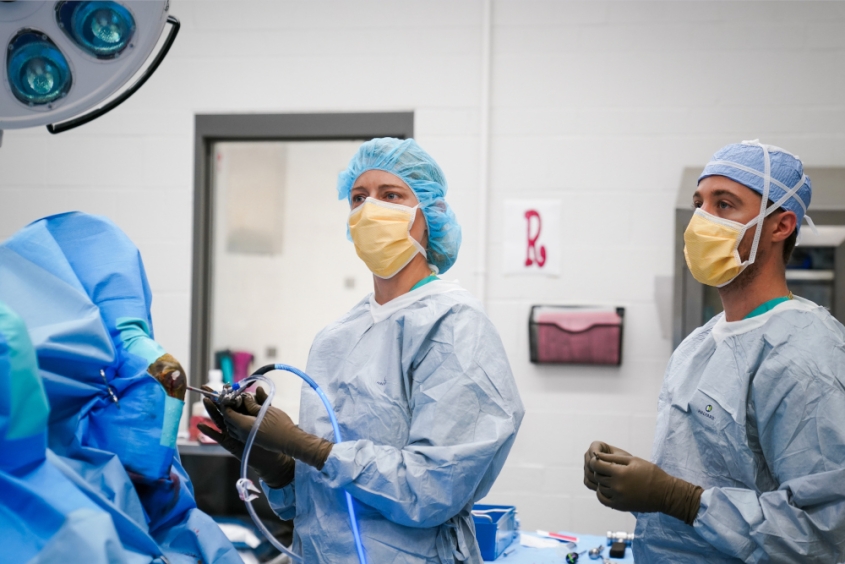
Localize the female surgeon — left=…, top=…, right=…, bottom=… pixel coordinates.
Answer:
left=199, top=138, right=524, bottom=563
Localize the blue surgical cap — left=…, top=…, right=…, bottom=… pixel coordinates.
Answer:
left=698, top=140, right=812, bottom=231
left=337, top=138, right=462, bottom=274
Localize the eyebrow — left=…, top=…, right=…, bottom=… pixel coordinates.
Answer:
left=712, top=189, right=743, bottom=201
left=351, top=183, right=410, bottom=192
left=692, top=189, right=743, bottom=201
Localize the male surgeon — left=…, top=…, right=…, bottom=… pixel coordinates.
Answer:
left=584, top=140, right=845, bottom=562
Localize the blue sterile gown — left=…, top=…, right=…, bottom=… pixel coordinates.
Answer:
left=0, top=300, right=151, bottom=564
left=263, top=280, right=525, bottom=563
left=0, top=212, right=240, bottom=564
left=635, top=297, right=845, bottom=563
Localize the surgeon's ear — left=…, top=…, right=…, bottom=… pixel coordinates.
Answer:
left=770, top=210, right=798, bottom=243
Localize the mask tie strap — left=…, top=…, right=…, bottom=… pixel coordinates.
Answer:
left=766, top=177, right=803, bottom=215
left=804, top=213, right=818, bottom=235
left=743, top=143, right=772, bottom=267
left=766, top=174, right=819, bottom=239
left=710, top=160, right=795, bottom=195
left=711, top=164, right=805, bottom=221
left=406, top=204, right=428, bottom=258
left=791, top=174, right=818, bottom=236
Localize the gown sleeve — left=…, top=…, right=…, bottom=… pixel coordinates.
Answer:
left=693, top=337, right=845, bottom=563
left=319, top=305, right=524, bottom=528
left=262, top=479, right=297, bottom=521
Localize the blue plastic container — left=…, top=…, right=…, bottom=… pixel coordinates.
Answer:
left=472, top=504, right=518, bottom=561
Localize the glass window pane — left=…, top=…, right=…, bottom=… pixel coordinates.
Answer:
left=210, top=140, right=369, bottom=420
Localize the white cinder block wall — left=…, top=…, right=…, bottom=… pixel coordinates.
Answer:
left=2, top=0, right=844, bottom=535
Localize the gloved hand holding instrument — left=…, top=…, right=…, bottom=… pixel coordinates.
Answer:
left=583, top=441, right=630, bottom=491
left=198, top=386, right=295, bottom=489
left=584, top=442, right=703, bottom=525
left=221, top=388, right=333, bottom=470
left=191, top=364, right=367, bottom=564
left=147, top=353, right=188, bottom=400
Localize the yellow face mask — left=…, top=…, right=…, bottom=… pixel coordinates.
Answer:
left=683, top=208, right=761, bottom=287
left=348, top=198, right=427, bottom=279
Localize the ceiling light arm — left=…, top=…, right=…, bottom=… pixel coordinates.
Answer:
left=47, top=14, right=180, bottom=135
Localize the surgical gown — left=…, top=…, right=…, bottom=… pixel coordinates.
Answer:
left=635, top=297, right=845, bottom=563
left=0, top=212, right=240, bottom=564
left=0, top=300, right=145, bottom=564
left=263, top=280, right=524, bottom=563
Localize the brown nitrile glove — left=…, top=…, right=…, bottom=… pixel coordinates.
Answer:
left=223, top=392, right=333, bottom=470
left=583, top=441, right=631, bottom=491
left=590, top=452, right=703, bottom=525
left=198, top=388, right=295, bottom=489
left=147, top=353, right=187, bottom=401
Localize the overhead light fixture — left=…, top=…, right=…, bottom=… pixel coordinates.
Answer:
left=7, top=29, right=72, bottom=105
left=57, top=1, right=137, bottom=60
left=0, top=0, right=179, bottom=145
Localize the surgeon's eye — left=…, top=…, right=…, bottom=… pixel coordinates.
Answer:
left=717, top=200, right=732, bottom=210
left=692, top=200, right=702, bottom=209
left=351, top=194, right=366, bottom=204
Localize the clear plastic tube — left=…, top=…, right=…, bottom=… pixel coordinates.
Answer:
left=233, top=365, right=368, bottom=564
left=235, top=374, right=302, bottom=563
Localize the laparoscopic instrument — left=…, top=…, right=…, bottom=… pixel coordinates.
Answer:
left=188, top=364, right=368, bottom=564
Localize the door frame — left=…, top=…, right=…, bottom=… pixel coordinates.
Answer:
left=191, top=112, right=414, bottom=389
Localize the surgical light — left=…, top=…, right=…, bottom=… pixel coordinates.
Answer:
left=57, top=1, right=136, bottom=59
left=7, top=30, right=72, bottom=105
left=0, top=1, right=178, bottom=144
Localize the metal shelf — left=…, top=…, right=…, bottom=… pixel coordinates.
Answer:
left=177, top=440, right=230, bottom=457
left=786, top=270, right=835, bottom=282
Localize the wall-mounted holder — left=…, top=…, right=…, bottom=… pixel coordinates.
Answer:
left=529, top=306, right=624, bottom=365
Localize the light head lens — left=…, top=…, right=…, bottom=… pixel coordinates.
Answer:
left=6, top=31, right=72, bottom=106
left=57, top=1, right=136, bottom=59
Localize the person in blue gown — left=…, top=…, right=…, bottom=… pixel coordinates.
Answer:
left=0, top=299, right=146, bottom=564
left=584, top=141, right=845, bottom=563
left=0, top=212, right=240, bottom=564
left=201, top=138, right=526, bottom=563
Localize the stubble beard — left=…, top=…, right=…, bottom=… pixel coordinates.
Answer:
left=721, top=238, right=765, bottom=296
